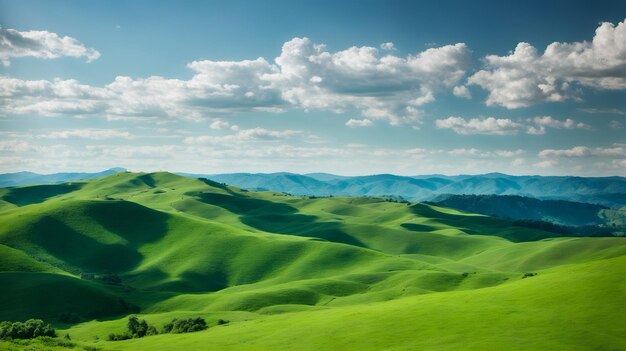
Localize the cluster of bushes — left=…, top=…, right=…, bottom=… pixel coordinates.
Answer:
left=108, top=316, right=158, bottom=341
left=162, top=318, right=207, bottom=334
left=28, top=335, right=75, bottom=348
left=381, top=195, right=409, bottom=203
left=0, top=319, right=56, bottom=340
left=109, top=316, right=220, bottom=341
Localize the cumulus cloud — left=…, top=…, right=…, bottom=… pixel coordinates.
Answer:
left=209, top=118, right=240, bottom=131
left=380, top=42, right=395, bottom=50
left=183, top=127, right=302, bottom=145
left=469, top=19, right=626, bottom=108
left=0, top=140, right=36, bottom=152
left=538, top=146, right=625, bottom=158
left=0, top=27, right=100, bottom=66
left=435, top=116, right=522, bottom=135
left=532, top=116, right=589, bottom=129
left=0, top=76, right=110, bottom=117
left=534, top=159, right=558, bottom=168
left=0, top=37, right=471, bottom=125
left=345, top=118, right=374, bottom=127
left=436, top=115, right=589, bottom=135
left=526, top=116, right=590, bottom=134
left=579, top=108, right=625, bottom=115
left=37, top=129, right=132, bottom=140
left=452, top=85, right=471, bottom=99
left=447, top=148, right=524, bottom=157
left=263, top=37, right=470, bottom=125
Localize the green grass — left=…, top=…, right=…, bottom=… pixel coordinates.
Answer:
left=0, top=171, right=624, bottom=350
left=64, top=255, right=626, bottom=351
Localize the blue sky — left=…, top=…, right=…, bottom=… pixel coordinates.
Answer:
left=0, top=0, right=625, bottom=175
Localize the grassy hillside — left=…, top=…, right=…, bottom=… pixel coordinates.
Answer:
left=0, top=171, right=624, bottom=350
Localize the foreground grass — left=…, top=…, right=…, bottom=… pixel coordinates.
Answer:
left=46, top=255, right=624, bottom=351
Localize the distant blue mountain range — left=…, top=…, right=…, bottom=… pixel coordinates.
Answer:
left=182, top=172, right=626, bottom=208
left=0, top=168, right=126, bottom=187
left=1, top=169, right=625, bottom=208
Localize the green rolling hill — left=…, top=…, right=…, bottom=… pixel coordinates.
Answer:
left=0, top=171, right=624, bottom=350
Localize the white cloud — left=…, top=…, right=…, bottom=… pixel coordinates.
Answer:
left=37, top=129, right=132, bottom=140
left=511, top=158, right=525, bottom=167
left=452, top=85, right=471, bottom=99
left=527, top=116, right=590, bottom=134
left=183, top=127, right=302, bottom=145
left=538, top=146, right=625, bottom=158
left=380, top=42, right=395, bottom=50
left=435, top=116, right=522, bottom=135
left=0, top=76, right=110, bottom=117
left=534, top=159, right=558, bottom=168
left=532, top=116, right=589, bottom=129
left=436, top=115, right=590, bottom=135
left=263, top=38, right=471, bottom=125
left=539, top=146, right=591, bottom=158
left=0, top=27, right=100, bottom=66
left=345, top=118, right=374, bottom=127
left=209, top=118, right=239, bottom=131
left=579, top=108, right=625, bottom=115
left=0, top=140, right=36, bottom=152
left=0, top=37, right=471, bottom=125
left=469, top=19, right=626, bottom=108
left=447, top=148, right=524, bottom=157
left=610, top=120, right=624, bottom=129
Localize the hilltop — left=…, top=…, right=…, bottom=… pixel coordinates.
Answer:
left=0, top=171, right=625, bottom=350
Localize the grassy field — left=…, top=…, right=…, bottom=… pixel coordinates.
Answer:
left=0, top=171, right=624, bottom=350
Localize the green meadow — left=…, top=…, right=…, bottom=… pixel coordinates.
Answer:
left=0, top=171, right=624, bottom=350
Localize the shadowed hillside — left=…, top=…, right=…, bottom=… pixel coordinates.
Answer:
left=428, top=194, right=609, bottom=227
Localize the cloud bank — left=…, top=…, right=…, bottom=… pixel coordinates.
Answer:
left=1, top=37, right=471, bottom=125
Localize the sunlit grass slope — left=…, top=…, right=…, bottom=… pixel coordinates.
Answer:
left=69, top=255, right=626, bottom=351
left=0, top=171, right=624, bottom=350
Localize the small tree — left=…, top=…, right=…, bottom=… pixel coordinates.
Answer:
left=127, top=316, right=149, bottom=338
left=146, top=325, right=158, bottom=336
left=127, top=316, right=139, bottom=336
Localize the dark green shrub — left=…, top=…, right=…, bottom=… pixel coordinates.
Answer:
left=127, top=316, right=149, bottom=338
left=146, top=326, right=158, bottom=336
left=37, top=336, right=75, bottom=348
left=107, top=332, right=132, bottom=341
left=0, top=319, right=55, bottom=339
left=162, top=317, right=207, bottom=334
